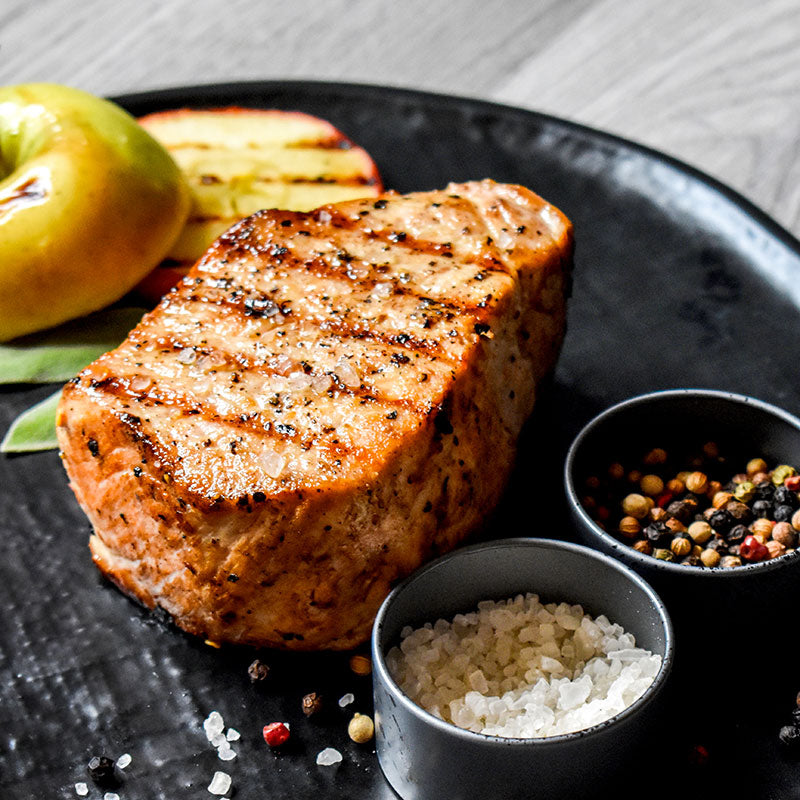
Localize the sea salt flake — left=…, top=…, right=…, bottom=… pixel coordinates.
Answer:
left=217, top=742, right=237, bottom=761
left=104, top=794, right=120, bottom=800
left=75, top=784, right=88, bottom=797
left=115, top=753, right=132, bottom=769
left=338, top=692, right=355, bottom=707
left=208, top=771, right=232, bottom=795
left=210, top=732, right=227, bottom=747
left=204, top=711, right=225, bottom=741
left=316, top=747, right=343, bottom=766
left=226, top=728, right=241, bottom=741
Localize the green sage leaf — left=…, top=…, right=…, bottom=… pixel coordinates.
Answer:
left=1, top=390, right=62, bottom=452
left=0, top=307, right=146, bottom=384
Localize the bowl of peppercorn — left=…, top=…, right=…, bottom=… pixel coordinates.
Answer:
left=564, top=389, right=800, bottom=683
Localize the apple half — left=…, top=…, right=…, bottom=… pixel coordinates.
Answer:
left=136, top=107, right=383, bottom=300
left=0, top=83, right=190, bottom=341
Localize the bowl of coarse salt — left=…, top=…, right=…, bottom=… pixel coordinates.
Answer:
left=371, top=538, right=673, bottom=800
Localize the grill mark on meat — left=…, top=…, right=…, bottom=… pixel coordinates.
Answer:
left=167, top=289, right=459, bottom=363
left=317, top=317, right=445, bottom=357
left=82, top=361, right=430, bottom=427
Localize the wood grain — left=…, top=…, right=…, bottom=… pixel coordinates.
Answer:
left=1, top=0, right=798, bottom=235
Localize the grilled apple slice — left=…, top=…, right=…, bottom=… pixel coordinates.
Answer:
left=136, top=108, right=383, bottom=299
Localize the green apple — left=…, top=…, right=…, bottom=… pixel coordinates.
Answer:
left=0, top=83, right=190, bottom=341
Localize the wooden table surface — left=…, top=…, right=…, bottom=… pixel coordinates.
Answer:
left=2, top=0, right=799, bottom=238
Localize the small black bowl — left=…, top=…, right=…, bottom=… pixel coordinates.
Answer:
left=372, top=538, right=673, bottom=800
left=565, top=389, right=800, bottom=679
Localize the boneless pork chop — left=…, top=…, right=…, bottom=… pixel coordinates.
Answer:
left=57, top=180, right=573, bottom=650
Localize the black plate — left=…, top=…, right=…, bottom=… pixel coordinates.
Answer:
left=2, top=81, right=800, bottom=800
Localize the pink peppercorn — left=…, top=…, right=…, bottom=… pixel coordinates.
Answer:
left=740, top=535, right=769, bottom=562
left=785, top=475, right=800, bottom=492
left=263, top=722, right=290, bottom=747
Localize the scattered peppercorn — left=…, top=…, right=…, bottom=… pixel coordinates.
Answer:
left=87, top=756, right=119, bottom=788
left=579, top=445, right=799, bottom=569
left=263, top=722, right=291, bottom=747
left=248, top=659, right=270, bottom=682
left=347, top=713, right=374, bottom=743
left=302, top=692, right=323, bottom=716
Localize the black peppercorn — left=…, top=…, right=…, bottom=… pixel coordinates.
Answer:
left=644, top=522, right=668, bottom=544
left=774, top=505, right=795, bottom=523
left=752, top=499, right=772, bottom=519
left=709, top=509, right=734, bottom=535
left=87, top=756, right=119, bottom=788
left=724, top=500, right=752, bottom=524
left=774, top=486, right=798, bottom=509
left=666, top=501, right=692, bottom=525
left=726, top=524, right=748, bottom=544
left=706, top=537, right=728, bottom=553
left=754, top=481, right=775, bottom=501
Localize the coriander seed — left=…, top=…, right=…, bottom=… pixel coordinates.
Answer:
left=671, top=536, right=692, bottom=557
left=643, top=448, right=667, bottom=465
left=608, top=462, right=625, bottom=480
left=632, top=540, right=652, bottom=555
left=766, top=540, right=786, bottom=559
left=685, top=471, right=709, bottom=495
left=700, top=548, right=721, bottom=568
left=747, top=457, right=768, bottom=476
left=687, top=520, right=712, bottom=545
left=640, top=474, right=664, bottom=497
left=622, top=493, right=650, bottom=519
left=772, top=521, right=796, bottom=546
left=618, top=516, right=641, bottom=538
left=666, top=478, right=685, bottom=494
left=750, top=518, right=774, bottom=540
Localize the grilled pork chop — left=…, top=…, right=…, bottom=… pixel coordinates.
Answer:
left=57, top=180, right=573, bottom=650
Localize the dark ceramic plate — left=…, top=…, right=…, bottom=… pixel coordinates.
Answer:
left=2, top=82, right=800, bottom=800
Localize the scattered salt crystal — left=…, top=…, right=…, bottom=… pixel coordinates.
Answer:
left=208, top=771, right=231, bottom=795
left=210, top=732, right=227, bottom=747
left=75, top=784, right=88, bottom=797
left=115, top=753, right=132, bottom=769
left=217, top=741, right=237, bottom=761
left=204, top=711, right=225, bottom=741
left=316, top=747, right=343, bottom=766
left=338, top=693, right=355, bottom=707
left=177, top=347, right=197, bottom=365
left=226, top=728, right=240, bottom=741
left=104, top=794, right=120, bottom=800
